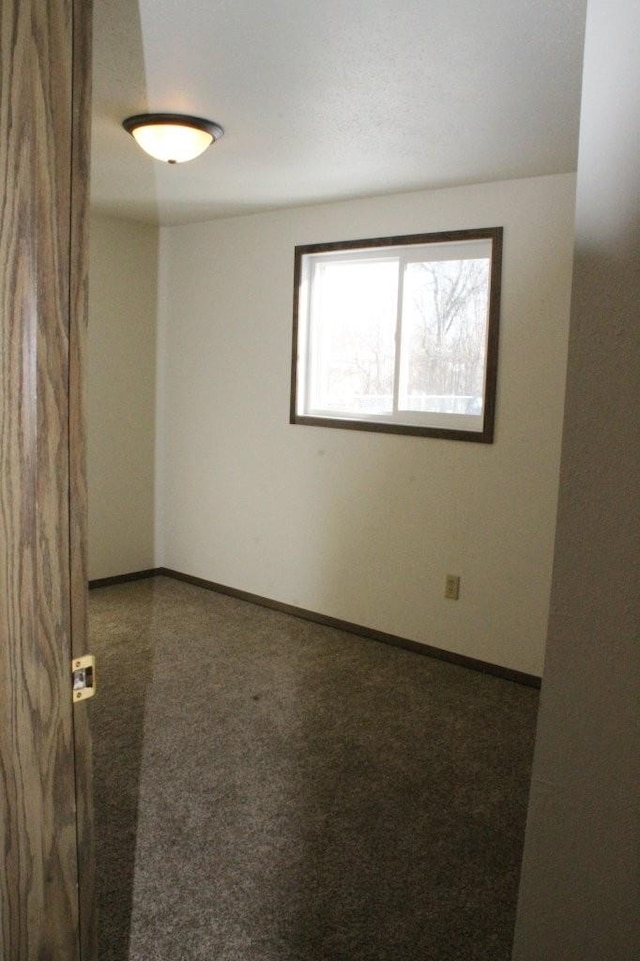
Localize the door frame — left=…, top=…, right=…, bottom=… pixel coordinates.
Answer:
left=0, top=0, right=95, bottom=958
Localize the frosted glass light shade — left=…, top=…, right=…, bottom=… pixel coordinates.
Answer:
left=123, top=114, right=224, bottom=163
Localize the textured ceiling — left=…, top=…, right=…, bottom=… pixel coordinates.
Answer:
left=91, top=0, right=588, bottom=226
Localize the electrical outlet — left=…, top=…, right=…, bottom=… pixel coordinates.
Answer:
left=445, top=574, right=460, bottom=600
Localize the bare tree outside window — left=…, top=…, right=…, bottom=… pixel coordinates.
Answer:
left=401, top=258, right=490, bottom=413
left=292, top=228, right=502, bottom=442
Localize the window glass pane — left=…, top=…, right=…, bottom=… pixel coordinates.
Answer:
left=399, top=258, right=490, bottom=415
left=309, top=259, right=398, bottom=415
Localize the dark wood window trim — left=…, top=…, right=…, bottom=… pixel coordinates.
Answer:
left=291, top=227, right=503, bottom=443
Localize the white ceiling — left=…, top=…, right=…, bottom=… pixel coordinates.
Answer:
left=91, top=0, right=588, bottom=226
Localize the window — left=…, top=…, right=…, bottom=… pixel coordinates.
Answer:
left=291, top=228, right=502, bottom=442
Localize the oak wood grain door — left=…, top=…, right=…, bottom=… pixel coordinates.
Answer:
left=0, top=0, right=95, bottom=959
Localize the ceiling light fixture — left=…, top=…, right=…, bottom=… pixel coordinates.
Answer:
left=122, top=113, right=224, bottom=164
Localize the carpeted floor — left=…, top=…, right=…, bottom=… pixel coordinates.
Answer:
left=89, top=576, right=538, bottom=961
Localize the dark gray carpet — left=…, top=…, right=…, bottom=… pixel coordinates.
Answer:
left=89, top=576, right=538, bottom=961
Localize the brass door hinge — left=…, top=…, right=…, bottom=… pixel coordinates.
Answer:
left=72, top=654, right=96, bottom=703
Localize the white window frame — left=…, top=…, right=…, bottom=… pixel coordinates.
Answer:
left=290, top=228, right=503, bottom=443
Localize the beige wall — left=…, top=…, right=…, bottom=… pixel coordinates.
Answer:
left=156, top=173, right=576, bottom=676
left=88, top=214, right=158, bottom=579
left=514, top=0, right=640, bottom=954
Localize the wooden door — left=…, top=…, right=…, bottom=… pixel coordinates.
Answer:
left=0, top=0, right=95, bottom=959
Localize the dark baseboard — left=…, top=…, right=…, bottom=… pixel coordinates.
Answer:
left=88, top=566, right=541, bottom=689
left=156, top=567, right=541, bottom=689
left=89, top=568, right=161, bottom=589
